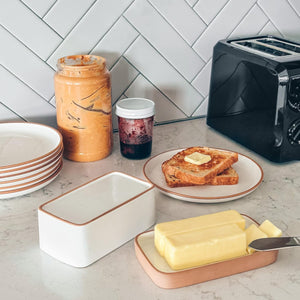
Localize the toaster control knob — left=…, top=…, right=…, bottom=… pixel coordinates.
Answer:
left=288, top=119, right=300, bottom=145
left=288, top=77, right=300, bottom=112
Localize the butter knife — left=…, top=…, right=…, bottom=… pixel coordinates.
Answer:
left=249, top=236, right=300, bottom=251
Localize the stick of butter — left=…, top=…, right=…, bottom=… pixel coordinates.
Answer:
left=184, top=152, right=211, bottom=165
left=164, top=224, right=247, bottom=270
left=154, top=210, right=245, bottom=257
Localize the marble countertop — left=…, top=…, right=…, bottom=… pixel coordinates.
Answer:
left=1, top=118, right=300, bottom=300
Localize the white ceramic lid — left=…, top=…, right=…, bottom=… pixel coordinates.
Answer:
left=115, top=98, right=155, bottom=119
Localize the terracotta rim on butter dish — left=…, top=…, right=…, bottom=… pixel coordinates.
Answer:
left=134, top=215, right=278, bottom=289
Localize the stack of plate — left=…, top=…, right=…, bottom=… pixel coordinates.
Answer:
left=0, top=123, right=63, bottom=199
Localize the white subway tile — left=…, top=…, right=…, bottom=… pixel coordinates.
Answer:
left=112, top=94, right=126, bottom=130
left=43, top=0, right=96, bottom=38
left=193, top=0, right=257, bottom=62
left=22, top=0, right=56, bottom=18
left=0, top=66, right=57, bottom=127
left=46, top=0, right=133, bottom=68
left=289, top=0, right=300, bottom=16
left=259, top=21, right=283, bottom=38
left=124, top=75, right=186, bottom=123
left=192, top=59, right=212, bottom=97
left=258, top=0, right=300, bottom=41
left=110, top=57, right=139, bottom=104
left=186, top=0, right=199, bottom=7
left=124, top=0, right=204, bottom=81
left=229, top=5, right=268, bottom=39
left=194, top=0, right=229, bottom=25
left=0, top=0, right=62, bottom=60
left=0, top=103, right=23, bottom=122
left=192, top=97, right=208, bottom=117
left=148, top=0, right=206, bottom=45
left=0, top=27, right=55, bottom=100
left=91, top=17, right=138, bottom=70
left=124, top=37, right=203, bottom=116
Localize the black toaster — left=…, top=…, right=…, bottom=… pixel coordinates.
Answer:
left=207, top=35, right=300, bottom=162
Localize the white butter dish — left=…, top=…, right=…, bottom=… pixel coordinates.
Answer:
left=38, top=171, right=155, bottom=267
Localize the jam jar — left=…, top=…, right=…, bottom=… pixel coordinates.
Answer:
left=116, top=98, right=155, bottom=159
left=54, top=55, right=113, bottom=162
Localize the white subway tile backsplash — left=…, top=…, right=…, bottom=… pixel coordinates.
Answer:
left=0, top=66, right=57, bottom=126
left=46, top=0, right=133, bottom=68
left=110, top=57, right=139, bottom=104
left=91, top=17, right=138, bottom=70
left=0, top=0, right=62, bottom=60
left=21, top=0, right=56, bottom=18
left=124, top=0, right=204, bottom=82
left=0, top=0, right=299, bottom=127
left=0, top=26, right=55, bottom=100
left=258, top=0, right=300, bottom=41
left=229, top=4, right=268, bottom=39
left=186, top=0, right=199, bottom=7
left=194, top=0, right=229, bottom=25
left=124, top=75, right=187, bottom=123
left=124, top=37, right=203, bottom=116
left=289, top=0, right=300, bottom=16
left=0, top=103, right=23, bottom=122
left=259, top=21, right=283, bottom=37
left=148, top=0, right=206, bottom=45
left=192, top=97, right=208, bottom=117
left=43, top=0, right=96, bottom=38
left=192, top=59, right=212, bottom=97
left=193, top=0, right=257, bottom=62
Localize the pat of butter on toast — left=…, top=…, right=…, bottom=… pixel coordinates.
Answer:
left=184, top=152, right=211, bottom=165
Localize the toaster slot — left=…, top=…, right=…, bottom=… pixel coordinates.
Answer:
left=230, top=37, right=300, bottom=57
left=233, top=41, right=289, bottom=56
left=257, top=38, right=300, bottom=54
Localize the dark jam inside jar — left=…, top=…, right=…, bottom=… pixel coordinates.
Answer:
left=120, top=140, right=152, bottom=159
left=118, top=116, right=153, bottom=159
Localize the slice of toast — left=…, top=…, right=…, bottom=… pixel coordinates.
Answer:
left=162, top=147, right=238, bottom=186
left=163, top=167, right=239, bottom=187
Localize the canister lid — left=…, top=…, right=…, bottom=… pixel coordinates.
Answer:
left=115, top=98, right=155, bottom=119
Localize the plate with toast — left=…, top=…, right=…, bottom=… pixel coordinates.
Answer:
left=143, top=147, right=263, bottom=203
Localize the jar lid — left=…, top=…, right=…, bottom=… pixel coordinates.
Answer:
left=115, top=98, right=155, bottom=119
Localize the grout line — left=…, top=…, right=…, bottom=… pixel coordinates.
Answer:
left=0, top=24, right=52, bottom=64
left=287, top=0, right=300, bottom=18
left=42, top=0, right=59, bottom=19
left=192, top=0, right=200, bottom=8
left=121, top=57, right=190, bottom=118
left=108, top=34, right=140, bottom=71
left=89, top=0, right=135, bottom=54
left=45, top=0, right=100, bottom=61
left=0, top=100, right=27, bottom=121
left=0, top=64, right=49, bottom=102
left=146, top=0, right=205, bottom=56
left=191, top=0, right=231, bottom=47
left=122, top=16, right=204, bottom=91
left=190, top=58, right=211, bottom=84
left=256, top=2, right=284, bottom=38
left=19, top=0, right=64, bottom=39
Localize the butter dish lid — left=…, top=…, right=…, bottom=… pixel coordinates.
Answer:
left=115, top=98, right=155, bottom=119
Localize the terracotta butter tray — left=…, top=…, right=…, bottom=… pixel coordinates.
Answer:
left=134, top=215, right=278, bottom=289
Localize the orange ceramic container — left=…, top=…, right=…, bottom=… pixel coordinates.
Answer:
left=55, top=55, right=112, bottom=162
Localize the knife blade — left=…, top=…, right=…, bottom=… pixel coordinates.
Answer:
left=249, top=236, right=300, bottom=251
